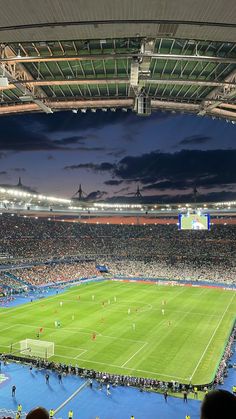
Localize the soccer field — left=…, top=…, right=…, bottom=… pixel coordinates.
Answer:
left=0, top=280, right=235, bottom=385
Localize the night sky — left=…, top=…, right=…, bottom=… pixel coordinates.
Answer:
left=0, top=110, right=236, bottom=203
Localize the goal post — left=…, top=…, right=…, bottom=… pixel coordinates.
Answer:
left=19, top=339, right=54, bottom=359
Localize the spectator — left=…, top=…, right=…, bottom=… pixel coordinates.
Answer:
left=200, top=389, right=236, bottom=419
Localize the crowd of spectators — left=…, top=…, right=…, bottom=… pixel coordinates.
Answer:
left=4, top=352, right=208, bottom=394
left=214, top=326, right=236, bottom=385
left=0, top=214, right=236, bottom=284
left=0, top=273, right=27, bottom=294
left=7, top=262, right=98, bottom=287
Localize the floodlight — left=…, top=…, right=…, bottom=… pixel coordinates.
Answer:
left=19, top=95, right=33, bottom=102
left=0, top=77, right=9, bottom=87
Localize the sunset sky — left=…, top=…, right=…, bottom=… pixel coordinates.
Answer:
left=0, top=110, right=236, bottom=203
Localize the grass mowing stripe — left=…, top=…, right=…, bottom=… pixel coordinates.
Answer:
left=189, top=293, right=235, bottom=382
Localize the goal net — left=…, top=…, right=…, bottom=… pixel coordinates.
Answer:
left=19, top=339, right=54, bottom=359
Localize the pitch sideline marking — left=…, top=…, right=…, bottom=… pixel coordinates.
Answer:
left=189, top=293, right=235, bottom=381
left=74, top=357, right=185, bottom=380
left=121, top=342, right=148, bottom=367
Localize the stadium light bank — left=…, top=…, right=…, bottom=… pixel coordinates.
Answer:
left=0, top=187, right=71, bottom=204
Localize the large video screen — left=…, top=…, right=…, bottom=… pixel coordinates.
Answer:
left=178, top=213, right=210, bottom=230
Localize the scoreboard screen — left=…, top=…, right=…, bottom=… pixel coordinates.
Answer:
left=178, top=213, right=210, bottom=230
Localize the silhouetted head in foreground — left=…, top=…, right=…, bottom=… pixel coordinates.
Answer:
left=201, top=389, right=236, bottom=419
left=26, top=407, right=49, bottom=419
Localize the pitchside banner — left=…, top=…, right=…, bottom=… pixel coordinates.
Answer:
left=96, top=265, right=109, bottom=273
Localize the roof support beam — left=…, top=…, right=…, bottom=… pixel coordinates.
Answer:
left=1, top=77, right=235, bottom=91
left=210, top=108, right=236, bottom=119
left=0, top=98, right=235, bottom=121
left=1, top=52, right=236, bottom=65
left=198, top=69, right=236, bottom=115
left=0, top=99, right=133, bottom=114
left=0, top=46, right=53, bottom=114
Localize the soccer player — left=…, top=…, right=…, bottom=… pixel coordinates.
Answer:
left=162, top=309, right=165, bottom=315
left=92, top=332, right=96, bottom=341
left=132, top=323, right=136, bottom=331
left=72, top=314, right=75, bottom=321
left=92, top=295, right=95, bottom=301
left=60, top=301, right=63, bottom=307
left=114, top=296, right=117, bottom=302
left=128, top=308, right=131, bottom=315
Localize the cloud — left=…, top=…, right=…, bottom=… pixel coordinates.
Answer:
left=64, top=162, right=114, bottom=171
left=0, top=117, right=106, bottom=153
left=106, top=148, right=127, bottom=158
left=143, top=180, right=190, bottom=191
left=0, top=171, right=7, bottom=175
left=11, top=168, right=26, bottom=172
left=104, top=179, right=123, bottom=186
left=178, top=135, right=212, bottom=146
left=11, top=109, right=174, bottom=137
left=54, top=134, right=99, bottom=146
left=86, top=190, right=107, bottom=201
left=72, top=149, right=236, bottom=193
left=113, top=150, right=236, bottom=189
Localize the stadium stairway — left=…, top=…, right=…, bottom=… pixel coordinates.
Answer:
left=0, top=276, right=15, bottom=292
left=3, top=271, right=33, bottom=288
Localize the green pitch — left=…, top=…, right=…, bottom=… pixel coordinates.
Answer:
left=0, top=280, right=235, bottom=385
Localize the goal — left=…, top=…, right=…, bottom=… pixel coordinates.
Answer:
left=19, top=339, right=54, bottom=359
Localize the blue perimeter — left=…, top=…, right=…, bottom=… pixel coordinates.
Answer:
left=1, top=362, right=201, bottom=419
left=0, top=352, right=235, bottom=419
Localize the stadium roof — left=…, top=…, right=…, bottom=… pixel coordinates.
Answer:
left=1, top=186, right=236, bottom=218
left=0, top=0, right=235, bottom=120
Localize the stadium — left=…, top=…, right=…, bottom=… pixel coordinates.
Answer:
left=0, top=1, right=236, bottom=419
